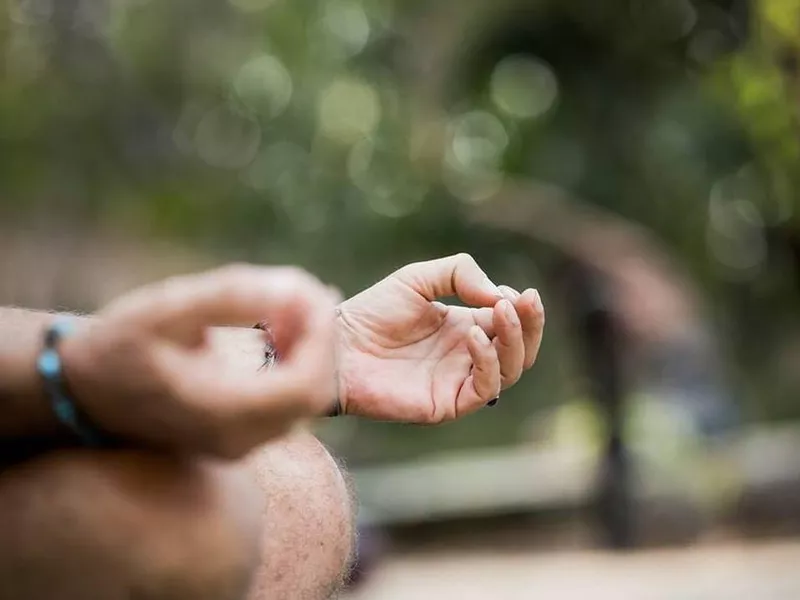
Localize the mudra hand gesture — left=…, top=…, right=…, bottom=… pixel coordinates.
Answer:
left=337, top=254, right=545, bottom=423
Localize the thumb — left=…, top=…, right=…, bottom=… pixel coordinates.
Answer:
left=395, top=253, right=504, bottom=307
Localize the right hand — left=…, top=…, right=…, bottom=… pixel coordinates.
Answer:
left=59, top=264, right=338, bottom=459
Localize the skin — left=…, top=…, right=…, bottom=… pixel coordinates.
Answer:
left=0, top=265, right=341, bottom=457
left=1, top=253, right=545, bottom=452
left=0, top=330, right=355, bottom=600
left=338, top=254, right=544, bottom=422
left=0, top=253, right=545, bottom=600
left=0, top=434, right=356, bottom=600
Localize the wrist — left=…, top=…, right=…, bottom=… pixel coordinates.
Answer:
left=332, top=306, right=351, bottom=417
left=0, top=311, right=63, bottom=437
left=0, top=310, right=92, bottom=439
left=57, top=321, right=95, bottom=411
left=39, top=318, right=109, bottom=446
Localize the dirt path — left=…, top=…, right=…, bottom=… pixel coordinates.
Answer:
left=347, top=541, right=800, bottom=599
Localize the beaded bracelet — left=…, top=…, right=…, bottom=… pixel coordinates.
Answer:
left=37, top=319, right=108, bottom=446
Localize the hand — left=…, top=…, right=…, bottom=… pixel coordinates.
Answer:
left=337, top=254, right=545, bottom=423
left=59, top=264, right=338, bottom=458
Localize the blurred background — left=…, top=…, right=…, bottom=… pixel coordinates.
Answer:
left=3, top=0, right=800, bottom=597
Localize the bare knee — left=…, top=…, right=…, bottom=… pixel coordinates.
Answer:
left=0, top=448, right=262, bottom=600
left=0, top=431, right=355, bottom=600
left=245, top=429, right=356, bottom=600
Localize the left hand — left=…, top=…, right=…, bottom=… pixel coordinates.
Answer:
left=336, top=254, right=545, bottom=423
left=61, top=265, right=338, bottom=458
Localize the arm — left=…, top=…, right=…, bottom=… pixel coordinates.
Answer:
left=0, top=308, right=65, bottom=438
left=0, top=309, right=270, bottom=440
left=0, top=265, right=339, bottom=458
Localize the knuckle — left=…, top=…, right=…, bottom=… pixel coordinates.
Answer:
left=497, top=327, right=515, bottom=344
left=217, top=263, right=257, bottom=285
left=279, top=265, right=316, bottom=286
left=429, top=413, right=449, bottom=426
left=395, top=265, right=418, bottom=284
left=282, top=268, right=329, bottom=299
left=423, top=403, right=449, bottom=425
left=454, top=252, right=477, bottom=269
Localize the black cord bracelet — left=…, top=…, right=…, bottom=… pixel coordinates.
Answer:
left=37, top=319, right=110, bottom=446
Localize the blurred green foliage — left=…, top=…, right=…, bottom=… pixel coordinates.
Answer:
left=3, top=0, right=800, bottom=463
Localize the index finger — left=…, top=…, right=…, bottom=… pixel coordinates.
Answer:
left=516, top=288, right=545, bottom=369
left=157, top=289, right=338, bottom=450
left=103, top=264, right=328, bottom=350
left=396, top=253, right=504, bottom=307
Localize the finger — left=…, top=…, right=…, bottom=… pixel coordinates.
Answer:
left=493, top=299, right=525, bottom=388
left=327, top=285, right=344, bottom=304
left=166, top=362, right=313, bottom=456
left=105, top=264, right=328, bottom=351
left=250, top=280, right=337, bottom=400
left=396, top=253, right=504, bottom=307
left=498, top=285, right=521, bottom=303
left=468, top=306, right=496, bottom=337
left=455, top=326, right=501, bottom=417
left=218, top=284, right=337, bottom=413
left=516, top=288, right=545, bottom=369
left=160, top=290, right=335, bottom=415
left=159, top=293, right=337, bottom=452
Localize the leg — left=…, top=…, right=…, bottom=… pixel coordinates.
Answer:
left=246, top=431, right=355, bottom=600
left=0, top=430, right=355, bottom=600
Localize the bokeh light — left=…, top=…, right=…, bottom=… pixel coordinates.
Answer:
left=348, top=138, right=427, bottom=218
left=194, top=104, right=261, bottom=169
left=232, top=54, right=293, bottom=119
left=630, top=0, right=698, bottom=42
left=444, top=110, right=508, bottom=203
left=322, top=0, right=371, bottom=57
left=490, top=55, right=559, bottom=120
left=707, top=171, right=768, bottom=278
left=241, top=140, right=308, bottom=192
left=318, top=77, right=381, bottom=143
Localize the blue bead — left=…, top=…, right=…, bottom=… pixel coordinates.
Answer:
left=54, top=399, right=78, bottom=426
left=37, top=349, right=61, bottom=378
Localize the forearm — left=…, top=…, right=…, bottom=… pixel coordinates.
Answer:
left=0, top=308, right=83, bottom=439
left=0, top=307, right=272, bottom=444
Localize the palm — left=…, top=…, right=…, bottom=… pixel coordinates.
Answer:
left=338, top=276, right=487, bottom=422
left=338, top=254, right=544, bottom=423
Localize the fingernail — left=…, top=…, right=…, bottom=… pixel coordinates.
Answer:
left=499, top=285, right=520, bottom=301
left=503, top=300, right=519, bottom=326
left=531, top=289, right=542, bottom=310
left=487, top=397, right=499, bottom=407
left=483, top=277, right=503, bottom=298
left=472, top=327, right=491, bottom=346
